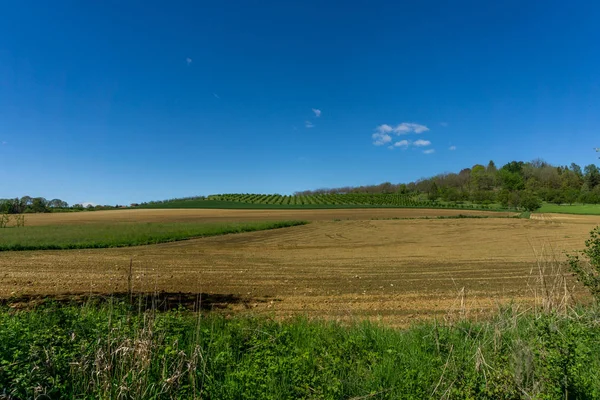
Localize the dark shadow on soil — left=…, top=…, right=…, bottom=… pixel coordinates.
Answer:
left=0, top=291, right=280, bottom=312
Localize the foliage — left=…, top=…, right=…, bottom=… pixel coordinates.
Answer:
left=0, top=197, right=69, bottom=214
left=0, top=220, right=307, bottom=251
left=519, top=191, right=542, bottom=211
left=0, top=214, right=9, bottom=228
left=0, top=302, right=599, bottom=399
left=568, top=226, right=600, bottom=301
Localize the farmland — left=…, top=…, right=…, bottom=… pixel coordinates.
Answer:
left=140, top=193, right=504, bottom=210
left=1, top=208, right=598, bottom=325
left=3, top=207, right=600, bottom=398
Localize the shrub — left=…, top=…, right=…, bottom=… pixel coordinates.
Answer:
left=568, top=226, right=600, bottom=302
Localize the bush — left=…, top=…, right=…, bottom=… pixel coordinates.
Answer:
left=519, top=191, right=542, bottom=212
left=568, top=226, right=600, bottom=302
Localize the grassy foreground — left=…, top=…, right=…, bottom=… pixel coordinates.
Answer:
left=0, top=220, right=307, bottom=251
left=1, top=301, right=599, bottom=399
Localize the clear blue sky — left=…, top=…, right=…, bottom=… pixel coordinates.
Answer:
left=1, top=1, right=599, bottom=205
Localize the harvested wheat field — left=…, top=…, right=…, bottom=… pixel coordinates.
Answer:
left=1, top=209, right=599, bottom=326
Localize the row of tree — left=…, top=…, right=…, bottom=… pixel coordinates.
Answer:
left=297, top=159, right=600, bottom=206
left=0, top=197, right=134, bottom=214
left=0, top=197, right=69, bottom=214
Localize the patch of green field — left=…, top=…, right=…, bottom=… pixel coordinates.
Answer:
left=1, top=300, right=599, bottom=399
left=538, top=203, right=600, bottom=215
left=0, top=220, right=307, bottom=251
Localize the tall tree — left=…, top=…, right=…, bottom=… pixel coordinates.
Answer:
left=584, top=164, right=600, bottom=189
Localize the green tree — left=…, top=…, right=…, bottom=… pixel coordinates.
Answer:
left=570, top=162, right=583, bottom=178
left=519, top=191, right=542, bottom=211
left=428, top=182, right=439, bottom=201
left=497, top=169, right=525, bottom=191
left=584, top=164, right=600, bottom=189
left=30, top=197, right=49, bottom=213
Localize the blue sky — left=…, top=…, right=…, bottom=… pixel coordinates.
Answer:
left=1, top=1, right=599, bottom=205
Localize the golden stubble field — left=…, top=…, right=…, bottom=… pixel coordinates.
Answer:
left=2, top=208, right=599, bottom=325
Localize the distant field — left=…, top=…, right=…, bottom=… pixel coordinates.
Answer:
left=0, top=220, right=307, bottom=251
left=538, top=203, right=600, bottom=215
left=140, top=193, right=503, bottom=211
left=18, top=207, right=517, bottom=226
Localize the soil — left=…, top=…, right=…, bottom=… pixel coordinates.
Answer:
left=2, top=209, right=598, bottom=326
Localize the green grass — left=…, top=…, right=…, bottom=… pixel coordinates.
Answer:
left=538, top=203, right=600, bottom=215
left=1, top=300, right=599, bottom=399
left=0, top=220, right=307, bottom=251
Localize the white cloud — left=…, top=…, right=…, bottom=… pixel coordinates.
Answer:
left=213, top=93, right=220, bottom=99
left=413, top=139, right=431, bottom=147
left=393, top=122, right=429, bottom=134
left=393, top=140, right=409, bottom=148
left=372, top=132, right=392, bottom=146
left=423, top=149, right=435, bottom=154
left=1, top=141, right=6, bottom=145
left=186, top=57, right=193, bottom=66
left=449, top=145, right=457, bottom=151
left=440, top=122, right=449, bottom=127
left=305, top=121, right=315, bottom=128
left=376, top=124, right=393, bottom=134
left=372, top=122, right=430, bottom=148
left=312, top=108, right=321, bottom=117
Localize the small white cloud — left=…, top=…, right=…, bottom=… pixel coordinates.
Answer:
left=186, top=57, right=193, bottom=66
left=413, top=139, right=431, bottom=147
left=393, top=140, right=409, bottom=148
left=372, top=132, right=392, bottom=146
left=440, top=122, right=449, bottom=127
left=423, top=149, right=435, bottom=154
left=376, top=124, right=393, bottom=134
left=393, top=122, right=429, bottom=134
left=449, top=145, right=457, bottom=151
left=312, top=108, right=321, bottom=117
left=213, top=93, right=220, bottom=99
left=305, top=121, right=315, bottom=128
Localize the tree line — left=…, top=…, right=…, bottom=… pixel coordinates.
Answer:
left=0, top=197, right=69, bottom=214
left=0, top=197, right=130, bottom=214
left=296, top=159, right=600, bottom=208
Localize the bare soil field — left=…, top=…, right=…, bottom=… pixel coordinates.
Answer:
left=22, top=208, right=515, bottom=225
left=2, top=209, right=599, bottom=325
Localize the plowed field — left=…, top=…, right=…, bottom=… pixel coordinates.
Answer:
left=1, top=209, right=598, bottom=325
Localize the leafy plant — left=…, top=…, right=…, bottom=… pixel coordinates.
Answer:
left=13, top=214, right=25, bottom=228
left=0, top=214, right=9, bottom=228
left=568, top=226, right=600, bottom=301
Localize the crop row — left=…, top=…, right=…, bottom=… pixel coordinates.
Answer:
left=206, top=193, right=496, bottom=209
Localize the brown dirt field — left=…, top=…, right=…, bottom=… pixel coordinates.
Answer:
left=22, top=208, right=515, bottom=226
left=2, top=209, right=599, bottom=326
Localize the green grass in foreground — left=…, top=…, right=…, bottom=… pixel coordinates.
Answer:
left=0, top=220, right=307, bottom=251
left=538, top=203, right=600, bottom=215
left=1, top=301, right=599, bottom=399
